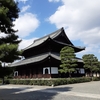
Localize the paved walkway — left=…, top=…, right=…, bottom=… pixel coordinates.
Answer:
left=0, top=81, right=100, bottom=100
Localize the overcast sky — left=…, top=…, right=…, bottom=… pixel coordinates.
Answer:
left=12, top=0, right=100, bottom=60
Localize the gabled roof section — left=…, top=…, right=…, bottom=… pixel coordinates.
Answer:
left=23, top=27, right=73, bottom=51
left=10, top=52, right=83, bottom=67
left=10, top=52, right=60, bottom=67
left=53, top=40, right=85, bottom=52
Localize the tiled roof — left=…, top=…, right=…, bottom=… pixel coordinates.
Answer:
left=10, top=52, right=83, bottom=67
left=23, top=28, right=63, bottom=51
left=10, top=52, right=60, bottom=67
left=54, top=40, right=85, bottom=51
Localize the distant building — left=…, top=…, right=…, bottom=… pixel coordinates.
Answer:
left=11, top=27, right=85, bottom=78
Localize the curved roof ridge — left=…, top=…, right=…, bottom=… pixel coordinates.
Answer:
left=53, top=40, right=85, bottom=50
left=23, top=27, right=63, bottom=51
left=23, top=41, right=34, bottom=50
left=34, top=27, right=63, bottom=42
left=10, top=52, right=83, bottom=67
left=10, top=52, right=60, bottom=67
left=10, top=52, right=49, bottom=67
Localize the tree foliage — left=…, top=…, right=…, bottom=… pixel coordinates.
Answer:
left=0, top=0, right=21, bottom=82
left=0, top=0, right=20, bottom=34
left=0, top=33, right=22, bottom=63
left=0, top=34, right=22, bottom=80
left=0, top=0, right=21, bottom=64
left=82, top=54, right=99, bottom=76
left=0, top=33, right=21, bottom=44
left=0, top=64, right=13, bottom=78
left=98, top=62, right=100, bottom=73
left=59, top=46, right=77, bottom=77
left=0, top=44, right=22, bottom=63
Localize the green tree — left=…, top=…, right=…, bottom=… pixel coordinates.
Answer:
left=0, top=0, right=19, bottom=34
left=0, top=0, right=21, bottom=84
left=0, top=34, right=22, bottom=84
left=82, top=54, right=99, bottom=77
left=0, top=43, right=21, bottom=63
left=0, top=64, right=14, bottom=79
left=59, top=46, right=78, bottom=78
left=0, top=34, right=21, bottom=63
left=98, top=62, right=100, bottom=77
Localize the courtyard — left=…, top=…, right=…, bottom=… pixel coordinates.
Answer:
left=0, top=81, right=100, bottom=100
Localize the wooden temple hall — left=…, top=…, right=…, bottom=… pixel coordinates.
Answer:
left=11, top=27, right=85, bottom=78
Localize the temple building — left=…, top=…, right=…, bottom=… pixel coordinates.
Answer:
left=11, top=27, right=85, bottom=78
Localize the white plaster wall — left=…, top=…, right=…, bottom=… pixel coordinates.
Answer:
left=43, top=67, right=50, bottom=74
left=80, top=68, right=85, bottom=74
left=14, top=71, right=18, bottom=76
left=51, top=67, right=58, bottom=74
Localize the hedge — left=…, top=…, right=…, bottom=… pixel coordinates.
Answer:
left=4, top=77, right=100, bottom=86
left=0, top=79, right=2, bottom=84
left=5, top=79, right=53, bottom=86
left=92, top=77, right=100, bottom=81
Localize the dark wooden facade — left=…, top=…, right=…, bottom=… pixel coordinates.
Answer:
left=11, top=27, right=85, bottom=78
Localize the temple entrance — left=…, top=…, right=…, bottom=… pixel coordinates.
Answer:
left=43, top=67, right=50, bottom=74
left=45, top=68, right=48, bottom=74
left=14, top=71, right=18, bottom=76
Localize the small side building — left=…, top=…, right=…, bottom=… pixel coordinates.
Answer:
left=11, top=27, right=85, bottom=78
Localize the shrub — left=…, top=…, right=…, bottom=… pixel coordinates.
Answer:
left=0, top=79, right=2, bottom=84
left=16, top=80, right=24, bottom=84
left=29, top=80, right=33, bottom=85
left=92, top=77, right=100, bottom=81
left=23, top=80, right=30, bottom=85
left=9, top=79, right=17, bottom=84
left=4, top=77, right=99, bottom=86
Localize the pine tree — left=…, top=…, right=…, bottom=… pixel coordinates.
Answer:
left=0, top=0, right=21, bottom=84
left=59, top=46, right=77, bottom=78
left=0, top=0, right=19, bottom=34
left=0, top=34, right=22, bottom=84
left=82, top=54, right=99, bottom=77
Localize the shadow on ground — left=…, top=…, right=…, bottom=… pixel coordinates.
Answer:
left=0, top=85, right=72, bottom=100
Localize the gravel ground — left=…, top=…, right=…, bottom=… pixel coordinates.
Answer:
left=0, top=81, right=100, bottom=100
